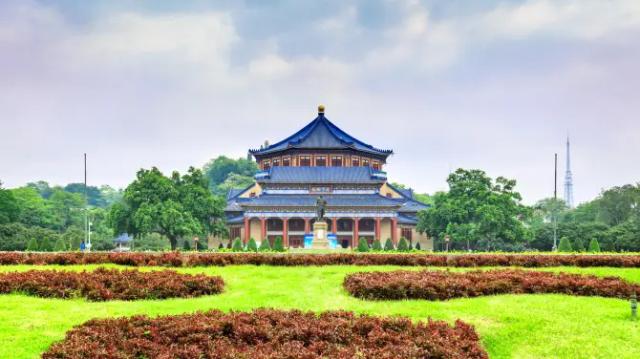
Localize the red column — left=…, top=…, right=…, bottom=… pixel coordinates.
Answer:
left=244, top=217, right=250, bottom=244
left=260, top=217, right=266, bottom=242
left=332, top=218, right=337, bottom=233
left=391, top=217, right=398, bottom=245
left=353, top=218, right=359, bottom=248
left=375, top=217, right=381, bottom=241
left=282, top=218, right=289, bottom=248
left=304, top=218, right=310, bottom=233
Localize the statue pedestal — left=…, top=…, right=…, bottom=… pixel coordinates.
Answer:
left=312, top=221, right=330, bottom=249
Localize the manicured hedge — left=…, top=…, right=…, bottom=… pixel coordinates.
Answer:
left=42, top=309, right=488, bottom=359
left=3, top=251, right=640, bottom=267
left=344, top=269, right=640, bottom=301
left=0, top=268, right=224, bottom=301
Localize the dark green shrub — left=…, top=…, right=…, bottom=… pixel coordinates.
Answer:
left=397, top=237, right=410, bottom=252
left=26, top=237, right=39, bottom=251
left=183, top=239, right=191, bottom=251
left=53, top=238, right=67, bottom=252
left=558, top=237, right=573, bottom=252
left=371, top=239, right=383, bottom=251
left=247, top=238, right=258, bottom=252
left=273, top=236, right=285, bottom=252
left=357, top=237, right=369, bottom=252
left=259, top=238, right=271, bottom=251
left=383, top=238, right=394, bottom=251
left=415, top=242, right=421, bottom=250
left=231, top=238, right=244, bottom=252
left=573, top=238, right=585, bottom=252
left=588, top=238, right=601, bottom=253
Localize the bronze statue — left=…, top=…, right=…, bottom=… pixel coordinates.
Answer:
left=315, top=195, right=327, bottom=222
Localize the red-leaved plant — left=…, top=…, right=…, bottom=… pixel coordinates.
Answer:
left=42, top=309, right=488, bottom=359
left=344, top=269, right=640, bottom=300
left=0, top=268, right=223, bottom=301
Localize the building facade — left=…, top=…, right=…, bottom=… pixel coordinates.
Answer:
left=219, top=105, right=432, bottom=250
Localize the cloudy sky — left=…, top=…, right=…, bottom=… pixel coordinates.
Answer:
left=1, top=0, right=639, bottom=204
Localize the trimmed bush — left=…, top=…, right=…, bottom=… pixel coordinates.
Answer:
left=0, top=268, right=224, bottom=301
left=53, top=238, right=67, bottom=252
left=371, top=239, right=383, bottom=251
left=231, top=237, right=244, bottom=252
left=42, top=309, right=488, bottom=359
left=182, top=239, right=191, bottom=251
left=589, top=238, right=601, bottom=253
left=415, top=242, right=422, bottom=250
left=397, top=237, right=410, bottom=252
left=247, top=238, right=258, bottom=252
left=357, top=237, right=370, bottom=252
left=259, top=238, right=271, bottom=251
left=344, top=269, right=640, bottom=301
left=273, top=236, right=285, bottom=252
left=383, top=238, right=394, bottom=251
left=6, top=252, right=640, bottom=267
left=558, top=237, right=573, bottom=252
left=26, top=238, right=39, bottom=251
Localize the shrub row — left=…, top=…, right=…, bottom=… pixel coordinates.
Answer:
left=0, top=268, right=223, bottom=301
left=42, top=309, right=488, bottom=359
left=344, top=269, right=640, bottom=301
left=4, top=251, right=640, bottom=267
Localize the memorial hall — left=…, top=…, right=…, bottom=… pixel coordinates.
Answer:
left=222, top=105, right=432, bottom=250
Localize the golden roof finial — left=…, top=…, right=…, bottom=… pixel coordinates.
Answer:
left=318, top=104, right=325, bottom=114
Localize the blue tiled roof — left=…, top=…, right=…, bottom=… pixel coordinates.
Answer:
left=249, top=114, right=392, bottom=157
left=237, top=194, right=403, bottom=207
left=386, top=183, right=430, bottom=213
left=113, top=233, right=133, bottom=243
left=257, top=166, right=386, bottom=184
left=397, top=213, right=419, bottom=225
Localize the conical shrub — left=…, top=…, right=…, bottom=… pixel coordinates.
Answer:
left=357, top=237, right=370, bottom=252
left=247, top=238, right=258, bottom=252
left=383, top=238, right=394, bottom=251
left=231, top=238, right=244, bottom=252
left=588, top=238, right=601, bottom=253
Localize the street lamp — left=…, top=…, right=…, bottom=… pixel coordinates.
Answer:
left=444, top=235, right=450, bottom=253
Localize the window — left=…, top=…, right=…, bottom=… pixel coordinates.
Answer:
left=372, top=161, right=380, bottom=170
left=282, top=156, right=291, bottom=166
left=315, top=156, right=326, bottom=166
left=263, top=160, right=271, bottom=170
left=362, top=158, right=370, bottom=167
left=310, top=186, right=332, bottom=193
left=401, top=228, right=413, bottom=241
left=351, top=157, right=359, bottom=167
left=230, top=227, right=241, bottom=240
left=331, top=156, right=343, bottom=167
left=272, top=158, right=280, bottom=167
left=299, top=155, right=311, bottom=166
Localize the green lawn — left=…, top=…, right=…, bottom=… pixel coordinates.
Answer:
left=1, top=264, right=639, bottom=358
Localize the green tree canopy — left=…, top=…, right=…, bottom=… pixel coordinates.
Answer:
left=109, top=167, right=224, bottom=250
left=417, top=169, right=530, bottom=251
left=203, top=156, right=258, bottom=195
left=0, top=182, right=20, bottom=224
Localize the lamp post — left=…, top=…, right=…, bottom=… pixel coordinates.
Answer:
left=444, top=235, right=450, bottom=253
left=193, top=236, right=199, bottom=251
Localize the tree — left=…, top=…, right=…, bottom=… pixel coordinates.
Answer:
left=558, top=237, right=573, bottom=252
left=25, top=181, right=54, bottom=199
left=109, top=167, right=224, bottom=250
left=417, top=169, right=530, bottom=251
left=259, top=238, right=271, bottom=251
left=64, top=183, right=106, bottom=207
left=588, top=238, right=601, bottom=253
left=231, top=238, right=244, bottom=251
left=0, top=182, right=20, bottom=224
left=383, top=238, right=394, bottom=251
left=26, top=237, right=39, bottom=251
left=397, top=237, right=410, bottom=251
left=247, top=238, right=258, bottom=252
left=372, top=239, right=382, bottom=251
left=10, top=187, right=51, bottom=228
left=273, top=236, right=285, bottom=252
left=203, top=156, right=258, bottom=195
left=357, top=237, right=369, bottom=252
left=53, top=237, right=67, bottom=251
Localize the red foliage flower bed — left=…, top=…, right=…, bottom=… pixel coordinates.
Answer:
left=42, top=309, right=488, bottom=359
left=0, top=268, right=223, bottom=301
left=3, top=251, right=640, bottom=267
left=344, top=269, right=640, bottom=301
